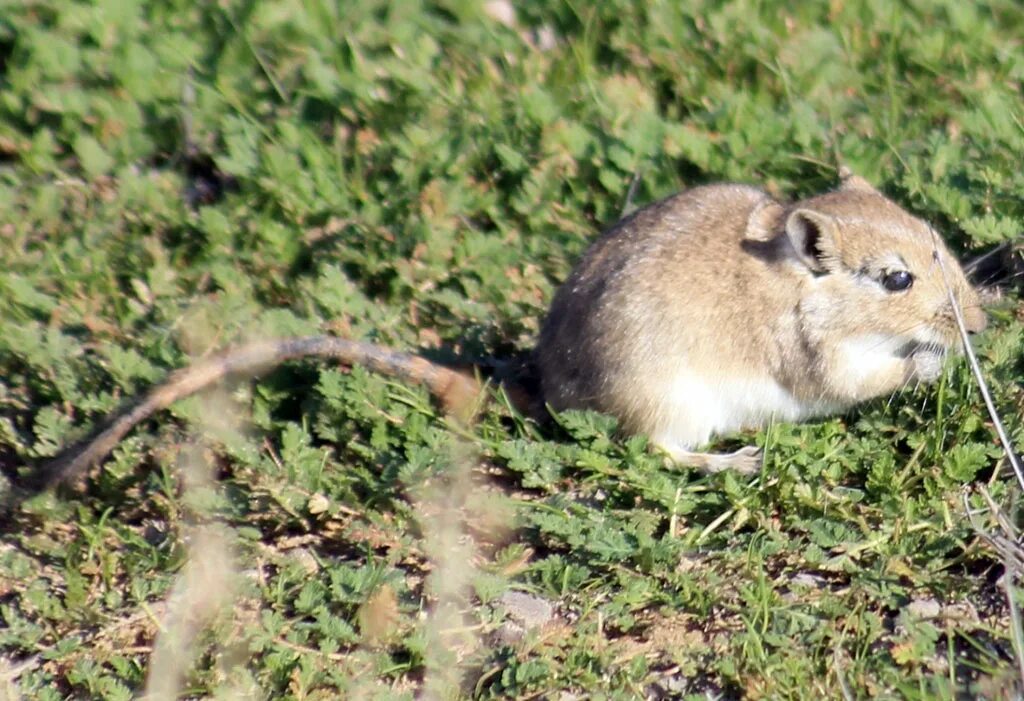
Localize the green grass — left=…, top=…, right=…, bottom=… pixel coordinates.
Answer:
left=1, top=1, right=1023, bottom=698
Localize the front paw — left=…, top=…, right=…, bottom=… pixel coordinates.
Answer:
left=911, top=350, right=945, bottom=383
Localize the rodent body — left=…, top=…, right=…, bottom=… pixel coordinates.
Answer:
left=37, top=173, right=986, bottom=487
left=537, top=173, right=986, bottom=472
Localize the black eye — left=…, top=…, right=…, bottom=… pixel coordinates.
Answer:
left=882, top=270, right=914, bottom=292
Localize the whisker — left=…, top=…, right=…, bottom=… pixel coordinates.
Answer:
left=987, top=271, right=1024, bottom=283
left=859, top=320, right=935, bottom=355
left=893, top=367, right=916, bottom=405
left=928, top=229, right=1024, bottom=492
left=964, top=241, right=1013, bottom=274
left=895, top=371, right=916, bottom=407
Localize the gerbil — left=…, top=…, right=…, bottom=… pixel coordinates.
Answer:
left=35, top=172, right=986, bottom=488
left=537, top=171, right=987, bottom=473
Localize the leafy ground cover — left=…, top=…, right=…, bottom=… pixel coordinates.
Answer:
left=1, top=1, right=1023, bottom=698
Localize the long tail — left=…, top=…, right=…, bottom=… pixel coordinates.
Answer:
left=35, top=336, right=481, bottom=488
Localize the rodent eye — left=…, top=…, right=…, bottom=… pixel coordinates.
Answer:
left=882, top=270, right=914, bottom=292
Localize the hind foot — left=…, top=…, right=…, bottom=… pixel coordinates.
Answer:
left=663, top=445, right=762, bottom=475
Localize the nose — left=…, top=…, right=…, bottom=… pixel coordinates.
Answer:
left=964, top=304, right=987, bottom=334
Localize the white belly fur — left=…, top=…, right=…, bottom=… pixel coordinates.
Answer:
left=650, top=368, right=835, bottom=452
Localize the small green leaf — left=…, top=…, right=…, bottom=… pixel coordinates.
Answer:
left=74, top=135, right=114, bottom=176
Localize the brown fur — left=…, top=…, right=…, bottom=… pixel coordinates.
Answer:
left=536, top=173, right=985, bottom=471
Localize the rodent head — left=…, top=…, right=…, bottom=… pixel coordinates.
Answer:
left=781, top=174, right=987, bottom=356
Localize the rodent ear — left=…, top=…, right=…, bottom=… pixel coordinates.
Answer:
left=838, top=167, right=881, bottom=195
left=744, top=199, right=785, bottom=242
left=784, top=208, right=841, bottom=273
